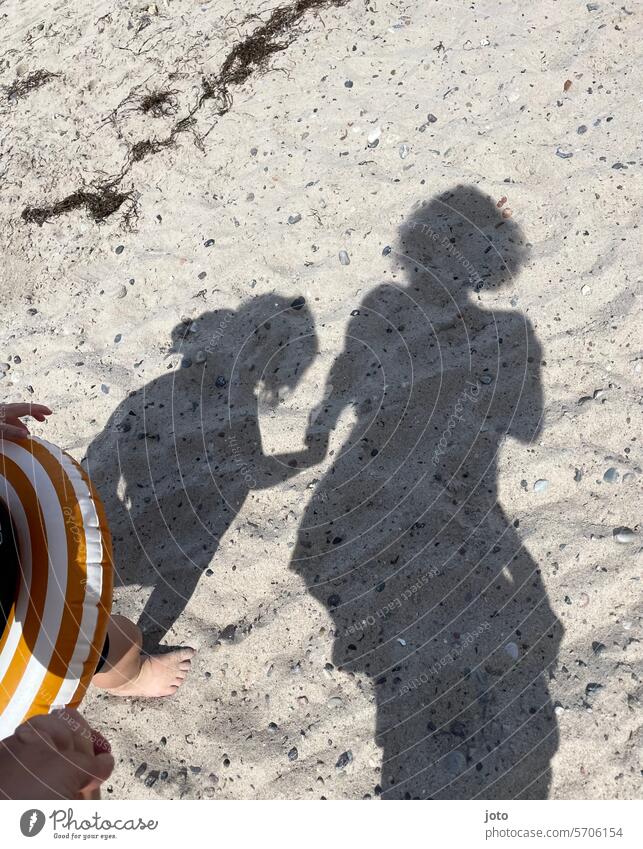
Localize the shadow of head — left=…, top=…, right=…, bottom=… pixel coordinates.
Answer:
left=168, top=293, right=319, bottom=404
left=394, top=185, right=530, bottom=296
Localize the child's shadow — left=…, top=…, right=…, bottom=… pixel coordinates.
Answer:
left=85, top=294, right=321, bottom=650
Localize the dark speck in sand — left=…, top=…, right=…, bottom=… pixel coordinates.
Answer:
left=215, top=375, right=227, bottom=388
left=219, top=623, right=237, bottom=642
left=135, top=763, right=147, bottom=779
left=335, top=750, right=353, bottom=770
left=115, top=245, right=124, bottom=254
left=290, top=296, right=306, bottom=310
left=288, top=747, right=299, bottom=761
left=144, top=770, right=160, bottom=788
left=204, top=239, right=215, bottom=247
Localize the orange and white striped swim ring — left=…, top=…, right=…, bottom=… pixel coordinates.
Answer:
left=0, top=437, right=112, bottom=739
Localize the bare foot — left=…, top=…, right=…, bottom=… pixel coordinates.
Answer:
left=107, top=648, right=195, bottom=698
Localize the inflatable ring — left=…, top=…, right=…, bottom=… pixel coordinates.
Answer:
left=0, top=437, right=112, bottom=739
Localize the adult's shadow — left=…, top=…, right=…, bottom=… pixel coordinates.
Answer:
left=84, top=294, right=323, bottom=650
left=291, top=186, right=563, bottom=799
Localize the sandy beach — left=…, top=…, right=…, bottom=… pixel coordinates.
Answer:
left=1, top=0, right=641, bottom=799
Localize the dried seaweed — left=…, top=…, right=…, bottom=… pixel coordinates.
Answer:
left=139, top=89, right=178, bottom=117
left=6, top=69, right=60, bottom=101
left=21, top=187, right=132, bottom=226
left=21, top=0, right=349, bottom=226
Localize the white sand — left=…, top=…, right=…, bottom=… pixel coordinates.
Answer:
left=1, top=0, right=641, bottom=799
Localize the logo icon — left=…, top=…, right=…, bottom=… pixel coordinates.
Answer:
left=20, top=809, right=45, bottom=837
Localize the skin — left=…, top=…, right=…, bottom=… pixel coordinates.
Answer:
left=0, top=402, right=52, bottom=440
left=93, top=614, right=195, bottom=697
left=0, top=710, right=114, bottom=800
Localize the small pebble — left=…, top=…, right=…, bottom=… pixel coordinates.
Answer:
left=27, top=308, right=38, bottom=316
left=603, top=467, right=619, bottom=483
left=114, top=334, right=122, bottom=343
left=144, top=770, right=159, bottom=788
left=181, top=357, right=193, bottom=368
left=215, top=375, right=227, bottom=388
left=578, top=592, right=590, bottom=608
left=367, top=127, right=381, bottom=147
left=399, top=143, right=410, bottom=159
left=344, top=80, right=353, bottom=88
left=533, top=479, right=549, bottom=493
left=581, top=284, right=591, bottom=295
left=198, top=271, right=207, bottom=280
left=335, top=750, right=353, bottom=770
left=445, top=751, right=466, bottom=774
left=134, top=763, right=147, bottom=779
left=204, top=239, right=215, bottom=247
left=426, top=113, right=437, bottom=123
left=290, top=296, right=306, bottom=310
left=382, top=245, right=392, bottom=256
left=479, top=374, right=493, bottom=385
left=585, top=682, right=603, bottom=697
left=339, top=250, right=350, bottom=266
left=504, top=642, right=519, bottom=660
left=288, top=747, right=298, bottom=761
left=115, top=245, right=125, bottom=254
left=554, top=704, right=565, bottom=716
left=219, top=623, right=236, bottom=641
left=555, top=148, right=573, bottom=159
left=13, top=355, right=21, bottom=364
left=327, top=697, right=343, bottom=708
left=577, top=125, right=588, bottom=134
left=287, top=213, right=302, bottom=225
left=194, top=350, right=207, bottom=364
left=613, top=527, right=636, bottom=544
left=117, top=285, right=127, bottom=299
left=100, top=384, right=110, bottom=394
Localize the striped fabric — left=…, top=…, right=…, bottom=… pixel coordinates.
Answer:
left=0, top=437, right=112, bottom=739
